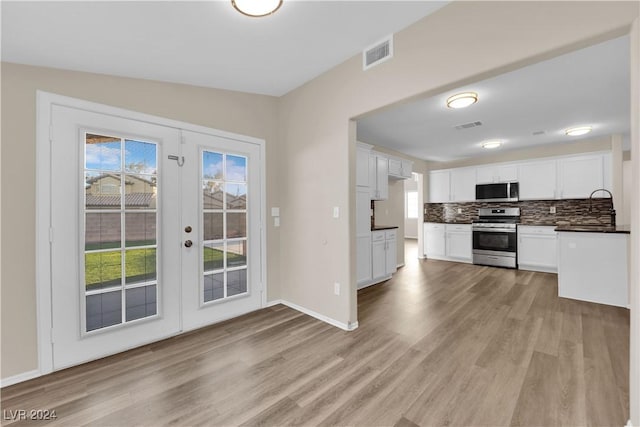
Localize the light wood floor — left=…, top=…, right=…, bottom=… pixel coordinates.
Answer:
left=1, top=240, right=629, bottom=426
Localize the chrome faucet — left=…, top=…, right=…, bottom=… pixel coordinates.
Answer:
left=588, top=188, right=616, bottom=227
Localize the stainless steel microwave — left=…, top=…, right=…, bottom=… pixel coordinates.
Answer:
left=475, top=182, right=519, bottom=202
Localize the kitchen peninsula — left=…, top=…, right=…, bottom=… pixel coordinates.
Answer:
left=556, top=224, right=630, bottom=307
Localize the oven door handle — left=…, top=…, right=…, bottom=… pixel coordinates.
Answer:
left=472, top=228, right=517, bottom=233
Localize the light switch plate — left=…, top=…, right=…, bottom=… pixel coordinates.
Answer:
left=333, top=206, right=340, bottom=218
left=271, top=207, right=280, bottom=217
left=274, top=217, right=280, bottom=227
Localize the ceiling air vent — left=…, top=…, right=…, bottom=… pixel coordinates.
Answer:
left=363, top=35, right=393, bottom=70
left=532, top=130, right=546, bottom=135
left=454, top=121, right=483, bottom=130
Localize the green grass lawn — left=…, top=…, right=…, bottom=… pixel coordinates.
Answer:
left=86, top=246, right=245, bottom=290
left=85, top=248, right=156, bottom=290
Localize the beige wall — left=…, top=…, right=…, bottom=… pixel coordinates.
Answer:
left=0, top=63, right=280, bottom=379
left=277, top=1, right=638, bottom=327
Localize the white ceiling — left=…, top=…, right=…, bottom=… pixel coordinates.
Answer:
left=357, top=36, right=631, bottom=162
left=1, top=0, right=447, bottom=96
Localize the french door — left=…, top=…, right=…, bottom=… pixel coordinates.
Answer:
left=180, top=130, right=263, bottom=331
left=49, top=105, right=263, bottom=370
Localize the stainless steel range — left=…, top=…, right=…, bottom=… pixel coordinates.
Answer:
left=472, top=208, right=520, bottom=268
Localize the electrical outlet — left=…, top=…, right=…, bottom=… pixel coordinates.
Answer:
left=334, top=282, right=341, bottom=295
left=550, top=206, right=556, bottom=214
left=333, top=206, right=340, bottom=218
left=274, top=217, right=280, bottom=227
left=457, top=208, right=463, bottom=214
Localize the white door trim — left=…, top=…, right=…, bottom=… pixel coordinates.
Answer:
left=35, top=91, right=267, bottom=379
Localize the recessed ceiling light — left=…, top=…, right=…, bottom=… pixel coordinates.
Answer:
left=482, top=140, right=502, bottom=149
left=565, top=126, right=592, bottom=136
left=446, top=92, right=478, bottom=109
left=232, top=0, right=283, bottom=17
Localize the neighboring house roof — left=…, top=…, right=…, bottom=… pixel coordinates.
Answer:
left=86, top=193, right=155, bottom=208
left=86, top=173, right=156, bottom=186
left=203, top=189, right=246, bottom=209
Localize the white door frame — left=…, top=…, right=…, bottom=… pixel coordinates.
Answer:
left=35, top=91, right=267, bottom=376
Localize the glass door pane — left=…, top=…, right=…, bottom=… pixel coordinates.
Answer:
left=83, top=133, right=159, bottom=332
left=202, top=150, right=248, bottom=303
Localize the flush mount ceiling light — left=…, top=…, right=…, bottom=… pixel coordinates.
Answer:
left=231, top=0, right=283, bottom=17
left=446, top=92, right=478, bottom=109
left=481, top=140, right=502, bottom=149
left=565, top=126, right=592, bottom=136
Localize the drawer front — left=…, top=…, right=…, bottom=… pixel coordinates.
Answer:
left=425, top=222, right=445, bottom=231
left=518, top=225, right=557, bottom=236
left=385, top=229, right=397, bottom=241
left=372, top=231, right=386, bottom=242
left=445, top=224, right=471, bottom=233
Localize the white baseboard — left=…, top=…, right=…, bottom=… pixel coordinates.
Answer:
left=266, top=299, right=284, bottom=307
left=269, top=299, right=358, bottom=331
left=0, top=369, right=40, bottom=388
left=396, top=263, right=405, bottom=269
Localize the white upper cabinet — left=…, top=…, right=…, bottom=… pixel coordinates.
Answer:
left=476, top=164, right=518, bottom=184
left=519, top=160, right=557, bottom=200
left=450, top=168, right=476, bottom=202
left=401, top=160, right=413, bottom=179
left=356, top=143, right=372, bottom=187
left=369, top=152, right=389, bottom=200
left=426, top=151, right=611, bottom=203
left=558, top=154, right=608, bottom=199
left=388, top=157, right=402, bottom=176
left=388, top=156, right=413, bottom=179
left=428, top=170, right=450, bottom=203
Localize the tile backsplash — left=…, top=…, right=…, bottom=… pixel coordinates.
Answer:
left=424, top=198, right=615, bottom=225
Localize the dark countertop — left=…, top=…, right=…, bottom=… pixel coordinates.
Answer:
left=371, top=225, right=399, bottom=231
left=424, top=220, right=473, bottom=224
left=554, top=224, right=630, bottom=234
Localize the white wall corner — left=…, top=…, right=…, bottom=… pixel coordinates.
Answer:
left=277, top=300, right=356, bottom=332
left=266, top=299, right=284, bottom=307
left=0, top=369, right=41, bottom=388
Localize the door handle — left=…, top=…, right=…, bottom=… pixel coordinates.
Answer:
left=184, top=226, right=192, bottom=233
left=184, top=240, right=193, bottom=248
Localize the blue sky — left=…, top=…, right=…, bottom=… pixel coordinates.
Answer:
left=85, top=139, right=157, bottom=174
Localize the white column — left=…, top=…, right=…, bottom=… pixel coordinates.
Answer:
left=629, top=17, right=640, bottom=427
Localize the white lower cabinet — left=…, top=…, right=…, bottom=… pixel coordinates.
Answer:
left=369, top=229, right=397, bottom=285
left=445, top=224, right=472, bottom=262
left=385, top=230, right=397, bottom=276
left=517, top=226, right=558, bottom=272
left=424, top=223, right=471, bottom=263
left=359, top=228, right=398, bottom=289
left=371, top=232, right=386, bottom=281
left=557, top=231, right=628, bottom=307
left=424, top=223, right=446, bottom=258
